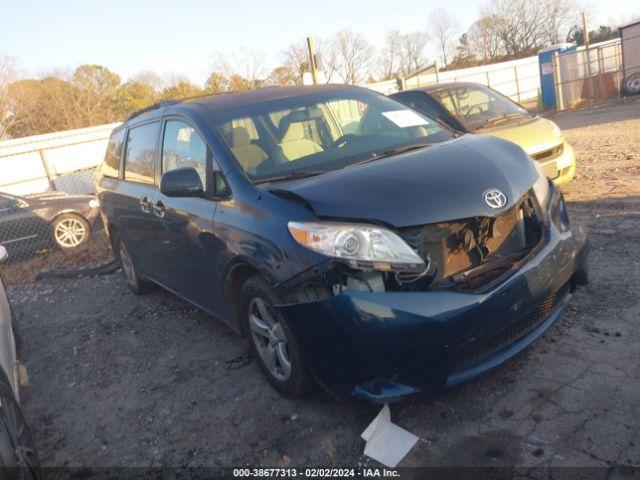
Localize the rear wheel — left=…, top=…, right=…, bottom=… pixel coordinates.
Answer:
left=240, top=275, right=314, bottom=397
left=625, top=73, right=640, bottom=95
left=52, top=214, right=89, bottom=250
left=118, top=241, right=156, bottom=295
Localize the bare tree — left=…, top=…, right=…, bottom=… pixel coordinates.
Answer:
left=131, top=70, right=165, bottom=93
left=543, top=0, right=580, bottom=44
left=332, top=29, right=375, bottom=85
left=453, top=0, right=577, bottom=65
left=481, top=0, right=547, bottom=56
left=378, top=30, right=403, bottom=79
left=316, top=37, right=339, bottom=83
left=467, top=15, right=505, bottom=61
left=400, top=31, right=431, bottom=75
left=211, top=48, right=268, bottom=89
left=428, top=9, right=460, bottom=66
left=282, top=37, right=340, bottom=84
left=0, top=55, right=19, bottom=140
left=282, top=42, right=309, bottom=84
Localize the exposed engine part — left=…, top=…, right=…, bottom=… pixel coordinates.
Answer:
left=280, top=192, right=543, bottom=300
left=399, top=191, right=543, bottom=290
left=343, top=271, right=386, bottom=292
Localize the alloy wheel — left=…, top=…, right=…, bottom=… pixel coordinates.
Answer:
left=248, top=297, right=292, bottom=381
left=627, top=74, right=640, bottom=94
left=54, top=218, right=87, bottom=248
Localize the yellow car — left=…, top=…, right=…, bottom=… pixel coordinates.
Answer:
left=391, top=83, right=575, bottom=185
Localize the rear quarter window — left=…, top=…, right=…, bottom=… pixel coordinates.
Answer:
left=124, top=122, right=160, bottom=184
left=100, top=129, right=126, bottom=178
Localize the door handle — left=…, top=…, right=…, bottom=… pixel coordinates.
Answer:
left=139, top=196, right=151, bottom=214
left=152, top=200, right=165, bottom=218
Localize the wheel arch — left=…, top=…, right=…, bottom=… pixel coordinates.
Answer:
left=50, top=209, right=90, bottom=227
left=225, top=261, right=270, bottom=335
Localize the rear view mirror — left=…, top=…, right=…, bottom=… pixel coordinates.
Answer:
left=0, top=245, right=7, bottom=264
left=160, top=168, right=203, bottom=197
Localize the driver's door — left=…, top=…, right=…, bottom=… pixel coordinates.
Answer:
left=151, top=118, right=220, bottom=308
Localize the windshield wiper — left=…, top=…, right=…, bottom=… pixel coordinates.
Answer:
left=347, top=142, right=435, bottom=169
left=477, top=112, right=530, bottom=129
left=253, top=169, right=327, bottom=184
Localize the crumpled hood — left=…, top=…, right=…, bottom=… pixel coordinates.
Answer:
left=271, top=135, right=539, bottom=228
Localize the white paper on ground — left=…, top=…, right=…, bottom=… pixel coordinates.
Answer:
left=381, top=110, right=429, bottom=128
left=360, top=404, right=419, bottom=468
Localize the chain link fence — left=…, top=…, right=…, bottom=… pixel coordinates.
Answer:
left=0, top=124, right=118, bottom=286
left=552, top=39, right=624, bottom=110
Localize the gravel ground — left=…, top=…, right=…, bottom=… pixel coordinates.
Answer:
left=5, top=99, right=640, bottom=470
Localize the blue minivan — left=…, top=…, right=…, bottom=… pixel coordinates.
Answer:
left=95, top=85, right=589, bottom=403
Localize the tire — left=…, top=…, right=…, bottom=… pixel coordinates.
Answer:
left=52, top=213, right=90, bottom=250
left=117, top=240, right=156, bottom=295
left=625, top=73, right=640, bottom=95
left=0, top=374, right=41, bottom=479
left=240, top=275, right=314, bottom=398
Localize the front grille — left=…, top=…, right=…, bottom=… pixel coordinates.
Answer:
left=451, top=283, right=570, bottom=372
left=532, top=144, right=563, bottom=162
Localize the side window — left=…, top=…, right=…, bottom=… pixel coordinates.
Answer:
left=161, top=120, right=207, bottom=187
left=212, top=162, right=231, bottom=199
left=124, top=122, right=160, bottom=184
left=101, top=129, right=125, bottom=178
left=398, top=94, right=440, bottom=120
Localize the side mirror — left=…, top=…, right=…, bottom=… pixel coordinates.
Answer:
left=0, top=245, right=7, bottom=264
left=160, top=168, right=203, bottom=197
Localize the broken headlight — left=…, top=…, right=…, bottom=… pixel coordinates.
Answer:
left=532, top=162, right=551, bottom=209
left=288, top=221, right=426, bottom=272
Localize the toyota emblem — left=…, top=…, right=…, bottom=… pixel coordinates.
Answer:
left=483, top=189, right=507, bottom=209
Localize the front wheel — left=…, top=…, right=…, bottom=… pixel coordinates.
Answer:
left=240, top=276, right=314, bottom=398
left=52, top=213, right=89, bottom=250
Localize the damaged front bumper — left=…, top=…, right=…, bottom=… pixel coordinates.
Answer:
left=276, top=192, right=590, bottom=403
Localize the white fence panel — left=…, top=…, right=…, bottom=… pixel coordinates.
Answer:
left=364, top=56, right=541, bottom=106
left=0, top=123, right=120, bottom=196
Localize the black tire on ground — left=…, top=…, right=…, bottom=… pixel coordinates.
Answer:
left=51, top=213, right=90, bottom=250
left=0, top=372, right=42, bottom=479
left=117, top=240, right=157, bottom=295
left=239, top=275, right=315, bottom=398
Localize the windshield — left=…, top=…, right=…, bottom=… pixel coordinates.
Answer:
left=211, top=89, right=454, bottom=183
left=429, top=84, right=531, bottom=132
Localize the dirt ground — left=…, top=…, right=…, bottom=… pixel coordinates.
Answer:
left=5, top=99, right=640, bottom=471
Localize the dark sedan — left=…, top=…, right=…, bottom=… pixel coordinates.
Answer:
left=96, top=85, right=588, bottom=403
left=0, top=191, right=101, bottom=258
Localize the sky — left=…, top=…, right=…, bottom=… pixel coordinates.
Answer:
left=1, top=0, right=639, bottom=85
